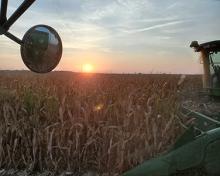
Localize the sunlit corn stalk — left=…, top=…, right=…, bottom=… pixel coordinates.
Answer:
left=0, top=73, right=199, bottom=175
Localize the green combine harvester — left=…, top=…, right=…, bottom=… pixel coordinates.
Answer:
left=123, top=41, right=220, bottom=176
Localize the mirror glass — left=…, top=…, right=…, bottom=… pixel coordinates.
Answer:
left=21, top=25, right=62, bottom=73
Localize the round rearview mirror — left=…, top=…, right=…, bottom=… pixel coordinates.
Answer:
left=21, top=25, right=62, bottom=73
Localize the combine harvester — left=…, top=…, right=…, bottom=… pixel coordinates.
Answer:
left=123, top=41, right=220, bottom=175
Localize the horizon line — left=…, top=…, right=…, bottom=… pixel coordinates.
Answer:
left=0, top=69, right=202, bottom=75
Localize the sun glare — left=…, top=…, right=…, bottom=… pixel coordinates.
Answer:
left=82, top=64, right=94, bottom=73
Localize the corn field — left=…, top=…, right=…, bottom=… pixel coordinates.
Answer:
left=0, top=71, right=201, bottom=175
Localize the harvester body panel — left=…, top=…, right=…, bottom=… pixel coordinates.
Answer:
left=123, top=41, right=220, bottom=175
left=123, top=112, right=220, bottom=176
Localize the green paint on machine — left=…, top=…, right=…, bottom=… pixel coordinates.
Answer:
left=123, top=122, right=220, bottom=176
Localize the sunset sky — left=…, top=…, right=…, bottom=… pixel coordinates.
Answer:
left=0, top=0, right=219, bottom=74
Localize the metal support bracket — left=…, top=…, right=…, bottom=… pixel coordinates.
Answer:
left=0, top=0, right=36, bottom=44
left=0, top=0, right=8, bottom=26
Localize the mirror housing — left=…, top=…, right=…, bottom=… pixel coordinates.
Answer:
left=21, top=25, right=62, bottom=73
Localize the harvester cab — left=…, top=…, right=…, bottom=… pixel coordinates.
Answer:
left=0, top=0, right=62, bottom=73
left=190, top=40, right=220, bottom=97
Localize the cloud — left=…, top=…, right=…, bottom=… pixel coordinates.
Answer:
left=121, top=20, right=187, bottom=34
left=0, top=0, right=219, bottom=73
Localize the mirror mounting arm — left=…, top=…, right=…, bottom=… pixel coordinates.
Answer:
left=0, top=0, right=35, bottom=44
left=0, top=0, right=8, bottom=26
left=2, top=0, right=36, bottom=31
left=5, top=31, right=22, bottom=44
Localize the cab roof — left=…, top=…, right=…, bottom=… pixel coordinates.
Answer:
left=190, top=40, right=220, bottom=52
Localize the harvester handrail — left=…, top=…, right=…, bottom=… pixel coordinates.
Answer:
left=182, top=107, right=220, bottom=126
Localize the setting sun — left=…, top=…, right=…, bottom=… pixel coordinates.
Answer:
left=82, top=64, right=94, bottom=73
